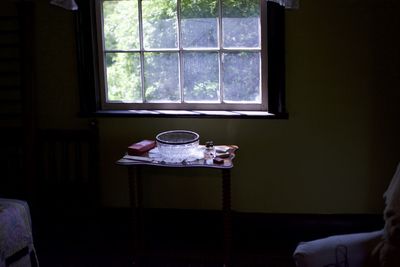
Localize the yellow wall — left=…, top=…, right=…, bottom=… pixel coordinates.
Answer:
left=34, top=0, right=400, bottom=213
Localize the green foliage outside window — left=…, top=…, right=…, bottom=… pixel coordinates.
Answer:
left=102, top=0, right=261, bottom=104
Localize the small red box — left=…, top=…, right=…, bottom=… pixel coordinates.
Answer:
left=128, top=140, right=156, bottom=156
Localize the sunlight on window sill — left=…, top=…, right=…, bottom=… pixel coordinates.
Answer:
left=93, top=110, right=288, bottom=119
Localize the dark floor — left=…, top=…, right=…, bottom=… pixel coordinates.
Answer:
left=31, top=208, right=298, bottom=267
left=31, top=207, right=384, bottom=267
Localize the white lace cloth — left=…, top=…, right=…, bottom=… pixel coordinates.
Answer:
left=148, top=146, right=205, bottom=164
left=50, top=0, right=78, bottom=10
left=384, top=163, right=400, bottom=209
left=382, top=162, right=400, bottom=243
left=267, top=0, right=299, bottom=9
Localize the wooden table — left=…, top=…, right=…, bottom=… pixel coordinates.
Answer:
left=116, top=145, right=238, bottom=266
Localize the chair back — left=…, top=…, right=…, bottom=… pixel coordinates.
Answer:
left=36, top=125, right=99, bottom=216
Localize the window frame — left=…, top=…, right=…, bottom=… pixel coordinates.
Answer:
left=74, top=0, right=287, bottom=118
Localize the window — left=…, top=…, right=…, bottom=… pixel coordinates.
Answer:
left=75, top=0, right=286, bottom=117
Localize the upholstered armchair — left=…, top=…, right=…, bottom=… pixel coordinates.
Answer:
left=293, top=162, right=400, bottom=267
left=0, top=198, right=38, bottom=267
left=293, top=230, right=383, bottom=266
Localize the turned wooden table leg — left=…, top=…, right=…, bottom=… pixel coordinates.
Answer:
left=128, top=166, right=143, bottom=266
left=222, top=169, right=232, bottom=267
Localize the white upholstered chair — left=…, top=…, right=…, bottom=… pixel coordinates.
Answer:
left=293, top=230, right=383, bottom=267
left=0, top=198, right=39, bottom=267
left=294, top=163, right=400, bottom=267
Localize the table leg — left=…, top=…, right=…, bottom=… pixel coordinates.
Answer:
left=222, top=169, right=232, bottom=267
left=128, top=166, right=143, bottom=266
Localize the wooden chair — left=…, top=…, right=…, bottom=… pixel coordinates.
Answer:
left=35, top=123, right=100, bottom=218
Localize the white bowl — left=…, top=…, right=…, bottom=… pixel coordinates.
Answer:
left=156, top=130, right=199, bottom=161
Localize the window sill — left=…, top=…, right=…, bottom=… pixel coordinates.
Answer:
left=86, top=110, right=288, bottom=119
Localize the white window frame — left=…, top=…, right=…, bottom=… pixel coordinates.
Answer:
left=94, top=0, right=268, bottom=112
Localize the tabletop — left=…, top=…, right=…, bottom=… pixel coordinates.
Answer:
left=116, top=145, right=238, bottom=169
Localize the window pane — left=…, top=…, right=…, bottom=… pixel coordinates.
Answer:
left=103, top=0, right=139, bottom=50
left=142, top=0, right=178, bottom=49
left=105, top=52, right=142, bottom=102
left=223, top=52, right=260, bottom=102
left=144, top=52, right=179, bottom=102
left=222, top=0, right=260, bottom=48
left=183, top=52, right=219, bottom=102
left=181, top=0, right=218, bottom=48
